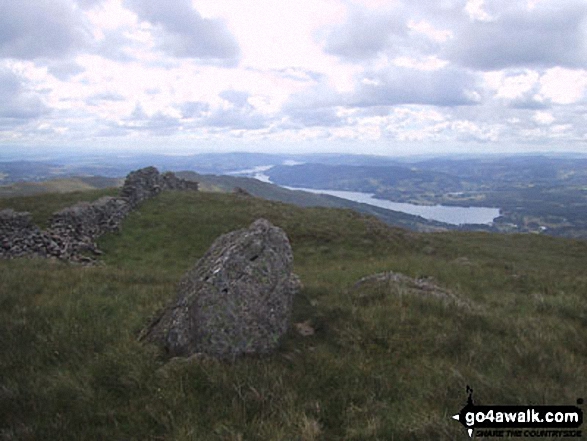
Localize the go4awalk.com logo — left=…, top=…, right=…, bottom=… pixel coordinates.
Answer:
left=452, top=386, right=584, bottom=438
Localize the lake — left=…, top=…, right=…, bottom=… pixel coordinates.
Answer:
left=229, top=166, right=501, bottom=226
left=284, top=187, right=500, bottom=226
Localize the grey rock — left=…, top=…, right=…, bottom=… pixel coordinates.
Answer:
left=143, top=218, right=301, bottom=359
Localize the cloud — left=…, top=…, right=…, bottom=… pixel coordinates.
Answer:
left=350, top=66, right=481, bottom=107
left=285, top=107, right=346, bottom=128
left=179, top=101, right=210, bottom=118
left=0, top=0, right=88, bottom=59
left=318, top=1, right=458, bottom=62
left=117, top=103, right=182, bottom=136
left=75, top=0, right=104, bottom=9
left=445, top=1, right=587, bottom=70
left=46, top=61, right=86, bottom=80
left=0, top=67, right=49, bottom=124
left=202, top=90, right=269, bottom=130
left=124, top=0, right=240, bottom=62
left=85, top=92, right=126, bottom=106
left=321, top=8, right=407, bottom=60
left=219, top=90, right=250, bottom=107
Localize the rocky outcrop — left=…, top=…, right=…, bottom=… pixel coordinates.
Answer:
left=143, top=218, right=301, bottom=359
left=0, top=167, right=198, bottom=263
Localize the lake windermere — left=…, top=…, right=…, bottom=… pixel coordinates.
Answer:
left=231, top=166, right=501, bottom=226
left=285, top=187, right=501, bottom=226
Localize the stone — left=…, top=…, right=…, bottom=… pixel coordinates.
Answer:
left=143, top=218, right=301, bottom=359
left=352, top=270, right=473, bottom=309
left=294, top=320, right=315, bottom=337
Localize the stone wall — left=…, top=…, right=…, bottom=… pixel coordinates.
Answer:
left=121, top=167, right=199, bottom=207
left=0, top=209, right=49, bottom=259
left=0, top=167, right=198, bottom=263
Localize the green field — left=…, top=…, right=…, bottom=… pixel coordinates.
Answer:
left=1, top=190, right=586, bottom=440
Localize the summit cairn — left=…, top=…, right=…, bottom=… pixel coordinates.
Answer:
left=143, top=218, right=301, bottom=359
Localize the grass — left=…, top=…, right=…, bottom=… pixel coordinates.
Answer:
left=1, top=190, right=586, bottom=440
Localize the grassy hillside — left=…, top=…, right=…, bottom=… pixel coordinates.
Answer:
left=1, top=190, right=586, bottom=440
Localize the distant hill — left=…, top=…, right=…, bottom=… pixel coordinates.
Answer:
left=0, top=176, right=123, bottom=198
left=266, top=163, right=463, bottom=194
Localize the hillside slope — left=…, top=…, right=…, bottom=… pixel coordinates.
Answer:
left=1, top=190, right=586, bottom=440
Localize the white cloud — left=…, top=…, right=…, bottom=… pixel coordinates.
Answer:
left=534, top=111, right=555, bottom=125
left=539, top=68, right=587, bottom=104
left=465, top=0, right=494, bottom=22
left=408, top=20, right=453, bottom=43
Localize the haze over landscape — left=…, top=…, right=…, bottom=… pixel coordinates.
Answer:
left=1, top=0, right=587, bottom=156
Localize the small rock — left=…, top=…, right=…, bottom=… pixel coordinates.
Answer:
left=295, top=321, right=315, bottom=337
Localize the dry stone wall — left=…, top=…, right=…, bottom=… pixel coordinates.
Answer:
left=0, top=167, right=198, bottom=263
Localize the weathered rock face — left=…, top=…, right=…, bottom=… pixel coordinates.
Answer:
left=0, top=166, right=198, bottom=263
left=144, top=218, right=301, bottom=359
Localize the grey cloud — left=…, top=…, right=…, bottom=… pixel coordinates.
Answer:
left=0, top=68, right=49, bottom=123
left=204, top=110, right=268, bottom=130
left=445, top=2, right=587, bottom=70
left=350, top=67, right=481, bottom=107
left=219, top=90, right=250, bottom=107
left=75, top=0, right=103, bottom=9
left=284, top=107, right=345, bottom=128
left=124, top=0, right=240, bottom=62
left=46, top=61, right=86, bottom=80
left=318, top=1, right=456, bottom=62
left=321, top=8, right=407, bottom=60
left=92, top=29, right=138, bottom=62
left=508, top=97, right=551, bottom=110
left=0, top=0, right=88, bottom=59
left=179, top=101, right=209, bottom=118
left=120, top=103, right=182, bottom=136
left=86, top=92, right=126, bottom=106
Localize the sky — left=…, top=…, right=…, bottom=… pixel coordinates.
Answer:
left=1, top=0, right=587, bottom=156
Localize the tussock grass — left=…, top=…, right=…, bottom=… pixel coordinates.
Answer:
left=1, top=191, right=585, bottom=440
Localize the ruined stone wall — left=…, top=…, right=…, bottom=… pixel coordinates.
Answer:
left=120, top=167, right=199, bottom=207
left=0, top=167, right=198, bottom=263
left=0, top=209, right=49, bottom=259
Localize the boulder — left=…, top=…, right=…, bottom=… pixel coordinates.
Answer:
left=143, top=218, right=300, bottom=359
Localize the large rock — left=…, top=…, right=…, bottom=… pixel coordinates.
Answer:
left=143, top=218, right=300, bottom=359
